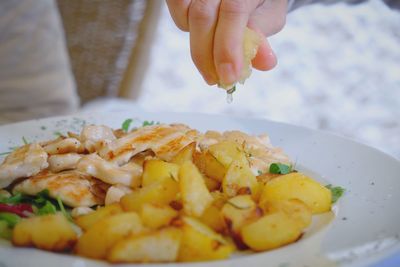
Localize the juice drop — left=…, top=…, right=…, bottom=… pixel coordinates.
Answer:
left=226, top=92, right=233, bottom=104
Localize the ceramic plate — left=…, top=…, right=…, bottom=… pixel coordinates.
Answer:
left=0, top=111, right=399, bottom=267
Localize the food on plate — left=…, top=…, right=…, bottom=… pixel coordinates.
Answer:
left=0, top=119, right=344, bottom=263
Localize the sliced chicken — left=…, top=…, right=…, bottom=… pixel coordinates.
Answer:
left=80, top=125, right=116, bottom=153
left=77, top=154, right=141, bottom=187
left=71, top=206, right=95, bottom=218
left=13, top=170, right=108, bottom=207
left=98, top=124, right=199, bottom=164
left=42, top=137, right=84, bottom=155
left=0, top=144, right=48, bottom=188
left=199, top=130, right=291, bottom=174
left=48, top=153, right=82, bottom=172
left=104, top=184, right=133, bottom=205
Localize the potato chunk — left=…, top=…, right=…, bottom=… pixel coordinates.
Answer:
left=12, top=213, right=77, bottom=251
left=108, top=227, right=182, bottom=263
left=264, top=199, right=312, bottom=229
left=170, top=142, right=196, bottom=165
left=222, top=159, right=259, bottom=198
left=121, top=178, right=179, bottom=212
left=74, top=203, right=123, bottom=231
left=179, top=161, right=213, bottom=217
left=178, top=217, right=234, bottom=262
left=76, top=212, right=144, bottom=259
left=241, top=211, right=301, bottom=251
left=260, top=173, right=332, bottom=214
left=208, top=141, right=247, bottom=168
left=141, top=159, right=179, bottom=186
left=140, top=204, right=178, bottom=229
left=193, top=150, right=226, bottom=182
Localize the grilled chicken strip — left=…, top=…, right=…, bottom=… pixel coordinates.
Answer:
left=42, top=137, right=84, bottom=155
left=199, top=130, right=291, bottom=174
left=13, top=170, right=107, bottom=207
left=0, top=144, right=48, bottom=188
left=104, top=184, right=133, bottom=205
left=80, top=125, right=116, bottom=153
left=77, top=154, right=141, bottom=187
left=48, top=153, right=82, bottom=173
left=99, top=124, right=198, bottom=164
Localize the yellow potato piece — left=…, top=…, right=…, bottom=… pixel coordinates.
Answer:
left=142, top=159, right=179, bottom=186
left=178, top=217, right=234, bottom=262
left=218, top=27, right=262, bottom=89
left=221, top=195, right=262, bottom=248
left=12, top=213, right=77, bottom=251
left=75, top=212, right=144, bottom=259
left=264, top=199, right=312, bottom=230
left=260, top=173, right=332, bottom=214
left=140, top=203, right=178, bottom=229
left=74, top=203, right=123, bottom=231
left=170, top=142, right=196, bottom=165
left=193, top=150, right=227, bottom=182
left=108, top=227, right=182, bottom=263
left=222, top=159, right=260, bottom=198
left=208, top=140, right=248, bottom=169
left=199, top=203, right=226, bottom=233
left=179, top=161, right=213, bottom=217
left=121, top=178, right=179, bottom=212
left=241, top=211, right=301, bottom=251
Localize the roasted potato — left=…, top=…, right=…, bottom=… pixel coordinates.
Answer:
left=171, top=142, right=196, bottom=165
left=193, top=150, right=226, bottom=182
left=141, top=159, right=179, bottom=186
left=263, top=199, right=312, bottom=229
left=74, top=203, right=123, bottom=231
left=121, top=178, right=179, bottom=212
left=222, top=159, right=259, bottom=199
left=241, top=211, right=302, bottom=251
left=178, top=216, right=235, bottom=262
left=140, top=203, right=178, bottom=229
left=179, top=161, right=213, bottom=217
left=108, top=227, right=182, bottom=263
left=76, top=212, right=144, bottom=259
left=208, top=140, right=248, bottom=168
left=260, top=173, right=332, bottom=214
left=13, top=213, right=77, bottom=251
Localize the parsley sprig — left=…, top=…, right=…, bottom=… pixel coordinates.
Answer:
left=325, top=185, right=345, bottom=203
left=269, top=163, right=292, bottom=174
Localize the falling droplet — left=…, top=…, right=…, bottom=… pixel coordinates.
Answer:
left=226, top=92, right=233, bottom=104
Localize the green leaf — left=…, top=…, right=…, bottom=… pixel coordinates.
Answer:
left=269, top=163, right=292, bottom=174
left=36, top=200, right=57, bottom=215
left=22, top=136, right=29, bottom=145
left=0, top=212, right=21, bottom=227
left=0, top=193, right=23, bottom=205
left=326, top=185, right=345, bottom=203
left=0, top=220, right=12, bottom=239
left=122, top=118, right=133, bottom=133
left=142, top=120, right=159, bottom=127
left=57, top=196, right=72, bottom=221
left=0, top=151, right=11, bottom=156
left=54, top=131, right=64, bottom=137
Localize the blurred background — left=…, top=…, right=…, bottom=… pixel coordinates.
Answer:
left=115, top=0, right=400, bottom=158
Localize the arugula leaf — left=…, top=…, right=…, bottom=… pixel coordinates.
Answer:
left=0, top=220, right=12, bottom=239
left=0, top=212, right=21, bottom=227
left=0, top=193, right=23, bottom=205
left=36, top=201, right=57, bottom=215
left=326, top=185, right=345, bottom=203
left=122, top=118, right=133, bottom=133
left=269, top=163, right=292, bottom=174
left=22, top=136, right=29, bottom=145
left=142, top=120, right=159, bottom=127
left=57, top=196, right=72, bottom=221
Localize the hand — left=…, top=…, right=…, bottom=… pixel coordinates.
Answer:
left=166, top=0, right=287, bottom=86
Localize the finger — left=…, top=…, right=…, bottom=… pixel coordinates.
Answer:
left=188, top=0, right=221, bottom=85
left=251, top=39, right=277, bottom=71
left=166, top=0, right=191, bottom=31
left=213, top=0, right=262, bottom=85
left=249, top=0, right=287, bottom=37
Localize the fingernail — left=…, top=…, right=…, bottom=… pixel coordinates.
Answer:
left=217, top=63, right=237, bottom=85
left=203, top=73, right=217, bottom=85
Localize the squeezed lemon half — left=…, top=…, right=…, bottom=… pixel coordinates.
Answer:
left=218, top=27, right=262, bottom=90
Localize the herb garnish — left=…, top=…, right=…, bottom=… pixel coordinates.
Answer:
left=325, top=185, right=345, bottom=203
left=142, top=120, right=159, bottom=127
left=122, top=118, right=133, bottom=133
left=22, top=136, right=29, bottom=145
left=269, top=163, right=292, bottom=174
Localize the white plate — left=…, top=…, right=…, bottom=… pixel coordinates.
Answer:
left=0, top=111, right=399, bottom=267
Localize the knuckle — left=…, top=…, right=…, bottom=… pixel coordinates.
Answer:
left=220, top=0, right=249, bottom=16
left=190, top=0, right=214, bottom=23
